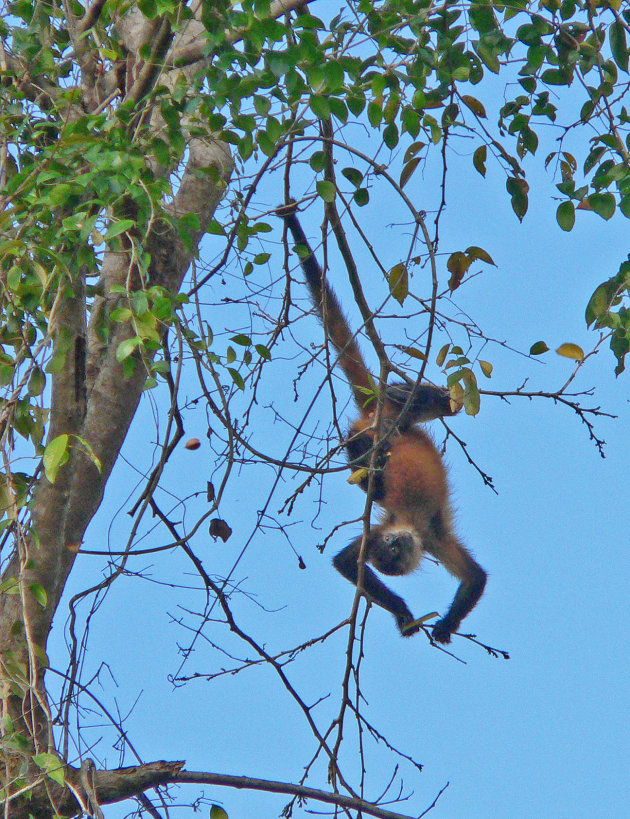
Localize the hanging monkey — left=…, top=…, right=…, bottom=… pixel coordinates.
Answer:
left=278, top=202, right=486, bottom=643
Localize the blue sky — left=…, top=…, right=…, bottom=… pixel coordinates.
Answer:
left=47, top=4, right=630, bottom=818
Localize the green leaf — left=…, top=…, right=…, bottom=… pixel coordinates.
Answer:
left=610, top=21, right=629, bottom=73
left=43, top=434, right=69, bottom=484
left=587, top=193, right=616, bottom=220
left=104, top=219, right=135, bottom=241
left=583, top=146, right=604, bottom=175
left=73, top=435, right=102, bottom=474
left=341, top=167, right=363, bottom=188
left=151, top=138, right=170, bottom=166
left=254, top=95, right=271, bottom=116
left=506, top=176, right=529, bottom=221
left=310, top=95, right=331, bottom=120
left=529, top=341, right=549, bottom=355
left=309, top=151, right=326, bottom=172
left=541, top=68, right=570, bottom=86
left=0, top=577, right=19, bottom=595
left=383, top=122, right=399, bottom=148
left=109, top=307, right=133, bottom=323
left=210, top=806, right=229, bottom=819
left=367, top=100, right=382, bottom=127
left=463, top=370, right=480, bottom=416
left=461, top=94, right=487, bottom=118
left=27, top=367, right=45, bottom=397
left=316, top=180, right=336, bottom=203
left=473, top=144, right=487, bottom=177
left=556, top=201, right=575, bottom=231
left=116, top=336, right=142, bottom=362
left=227, top=368, right=245, bottom=390
left=403, top=141, right=426, bottom=163
left=400, top=157, right=420, bottom=189
left=29, top=583, right=47, bottom=608
left=585, top=283, right=612, bottom=327
left=33, top=753, right=64, bottom=786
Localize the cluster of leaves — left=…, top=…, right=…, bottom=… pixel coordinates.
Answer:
left=586, top=256, right=630, bottom=373
left=2, top=0, right=628, bottom=472
left=198, top=1, right=630, bottom=376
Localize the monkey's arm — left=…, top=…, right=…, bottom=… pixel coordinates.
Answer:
left=432, top=561, right=486, bottom=643
left=430, top=534, right=487, bottom=644
left=333, top=537, right=420, bottom=636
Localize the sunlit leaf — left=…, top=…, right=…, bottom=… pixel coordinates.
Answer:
left=116, top=336, right=142, bottom=362
left=479, top=360, right=493, bottom=378
left=556, top=343, right=585, bottom=361
left=33, top=753, right=64, bottom=786
left=43, top=434, right=69, bottom=484
left=29, top=584, right=47, bottom=608
left=399, top=345, right=426, bottom=361
left=431, top=345, right=448, bottom=371
left=466, top=246, right=495, bottom=265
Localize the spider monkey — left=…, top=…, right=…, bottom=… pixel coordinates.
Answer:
left=278, top=202, right=486, bottom=644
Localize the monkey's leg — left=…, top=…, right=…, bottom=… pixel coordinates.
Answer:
left=333, top=536, right=419, bottom=636
left=427, top=514, right=486, bottom=644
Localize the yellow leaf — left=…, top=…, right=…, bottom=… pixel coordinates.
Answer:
left=398, top=345, right=426, bottom=361
left=387, top=262, right=408, bottom=305
left=436, top=343, right=450, bottom=367
left=447, top=251, right=471, bottom=291
left=479, top=360, right=493, bottom=378
left=402, top=611, right=440, bottom=632
left=556, top=343, right=584, bottom=361
left=348, top=468, right=368, bottom=485
left=449, top=382, right=464, bottom=413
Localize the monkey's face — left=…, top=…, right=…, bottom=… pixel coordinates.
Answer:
left=370, top=530, right=422, bottom=576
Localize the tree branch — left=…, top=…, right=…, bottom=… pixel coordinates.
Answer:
left=70, top=762, right=426, bottom=819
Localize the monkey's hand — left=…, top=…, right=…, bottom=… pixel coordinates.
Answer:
left=275, top=199, right=299, bottom=220
left=398, top=611, right=421, bottom=637
left=431, top=617, right=457, bottom=644
left=401, top=611, right=440, bottom=638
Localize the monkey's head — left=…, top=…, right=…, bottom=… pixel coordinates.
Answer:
left=385, top=382, right=461, bottom=424
left=370, top=529, right=423, bottom=576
